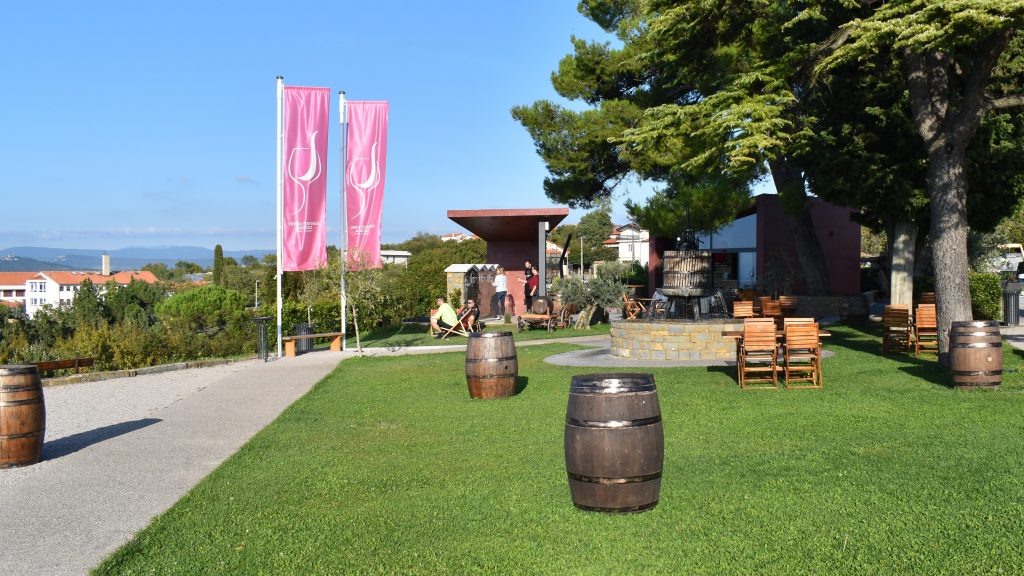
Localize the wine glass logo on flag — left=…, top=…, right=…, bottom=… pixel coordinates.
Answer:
left=286, top=130, right=322, bottom=216
left=347, top=140, right=380, bottom=220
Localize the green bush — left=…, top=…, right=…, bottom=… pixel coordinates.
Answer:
left=969, top=272, right=1002, bottom=320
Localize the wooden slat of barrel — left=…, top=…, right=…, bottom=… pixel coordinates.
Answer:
left=950, top=321, right=1002, bottom=390
left=564, top=373, right=664, bottom=513
left=1, top=365, right=46, bottom=468
left=465, top=332, right=518, bottom=399
left=663, top=251, right=711, bottom=290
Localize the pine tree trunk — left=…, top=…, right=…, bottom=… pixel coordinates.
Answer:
left=770, top=160, right=830, bottom=295
left=927, top=145, right=973, bottom=365
left=889, top=222, right=917, bottom=307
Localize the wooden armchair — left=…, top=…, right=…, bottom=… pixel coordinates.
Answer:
left=919, top=292, right=936, bottom=305
left=783, top=321, right=822, bottom=388
left=738, top=319, right=779, bottom=389
left=732, top=300, right=755, bottom=319
left=915, top=304, right=938, bottom=356
left=779, top=295, right=798, bottom=317
left=882, top=305, right=913, bottom=354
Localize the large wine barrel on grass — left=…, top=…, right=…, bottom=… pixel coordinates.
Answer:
left=564, top=373, right=663, bottom=513
left=465, top=332, right=518, bottom=399
left=950, top=321, right=1002, bottom=390
left=1, top=365, right=45, bottom=468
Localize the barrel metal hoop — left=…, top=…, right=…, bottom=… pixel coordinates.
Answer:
left=0, top=398, right=43, bottom=407
left=0, top=384, right=42, bottom=392
left=566, top=415, right=662, bottom=428
left=465, top=356, right=518, bottom=364
left=567, top=471, right=662, bottom=485
left=573, top=500, right=659, bottom=513
left=570, top=383, right=657, bottom=394
left=0, top=430, right=43, bottom=440
left=951, top=342, right=1002, bottom=348
left=952, top=370, right=1003, bottom=376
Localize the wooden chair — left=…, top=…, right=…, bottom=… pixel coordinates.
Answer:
left=783, top=321, right=823, bottom=388
left=914, top=303, right=938, bottom=356
left=882, top=304, right=913, bottom=354
left=919, top=292, right=936, bottom=305
left=761, top=299, right=783, bottom=329
left=732, top=300, right=755, bottom=319
left=738, top=319, right=779, bottom=389
left=622, top=293, right=646, bottom=319
left=779, top=295, right=798, bottom=317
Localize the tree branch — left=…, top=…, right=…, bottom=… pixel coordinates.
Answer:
left=953, top=29, right=1013, bottom=143
left=987, top=94, right=1024, bottom=111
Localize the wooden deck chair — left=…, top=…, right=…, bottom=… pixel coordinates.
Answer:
left=733, top=300, right=755, bottom=319
left=919, top=292, right=936, bottom=305
left=914, top=304, right=938, bottom=356
left=783, top=321, right=822, bottom=388
left=738, top=319, right=779, bottom=389
left=439, top=308, right=473, bottom=339
left=779, top=295, right=798, bottom=317
left=622, top=293, right=646, bottom=319
left=761, top=299, right=783, bottom=329
left=882, top=304, right=913, bottom=354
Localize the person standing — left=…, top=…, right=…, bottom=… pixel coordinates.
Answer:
left=491, top=266, right=507, bottom=320
left=519, top=260, right=535, bottom=312
left=526, top=265, right=540, bottom=312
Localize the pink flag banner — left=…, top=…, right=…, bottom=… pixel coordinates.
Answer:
left=345, top=101, right=389, bottom=270
left=282, top=86, right=330, bottom=271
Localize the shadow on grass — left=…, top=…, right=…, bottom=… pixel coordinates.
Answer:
left=43, top=418, right=162, bottom=461
left=516, top=376, right=529, bottom=395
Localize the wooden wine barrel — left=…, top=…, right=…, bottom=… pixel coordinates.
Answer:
left=564, top=373, right=664, bottom=513
left=465, top=332, right=518, bottom=399
left=662, top=250, right=711, bottom=295
left=950, top=321, right=1002, bottom=390
left=1, top=365, right=46, bottom=468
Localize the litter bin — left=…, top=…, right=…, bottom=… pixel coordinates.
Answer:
left=295, top=323, right=316, bottom=354
left=253, top=316, right=272, bottom=361
left=1003, top=282, right=1022, bottom=326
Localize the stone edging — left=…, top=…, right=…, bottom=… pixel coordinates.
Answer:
left=42, top=357, right=252, bottom=387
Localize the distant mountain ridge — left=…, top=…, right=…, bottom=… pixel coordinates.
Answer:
left=0, top=246, right=274, bottom=272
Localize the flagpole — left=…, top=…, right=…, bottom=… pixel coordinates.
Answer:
left=339, top=90, right=348, bottom=352
left=275, top=76, right=284, bottom=358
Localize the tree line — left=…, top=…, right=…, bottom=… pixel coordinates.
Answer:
left=0, top=237, right=487, bottom=370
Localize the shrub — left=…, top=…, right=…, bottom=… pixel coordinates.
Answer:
left=969, top=272, right=1003, bottom=321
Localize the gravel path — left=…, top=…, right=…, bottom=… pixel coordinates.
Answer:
left=0, top=353, right=342, bottom=576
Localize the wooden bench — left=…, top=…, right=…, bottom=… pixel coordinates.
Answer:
left=282, top=332, right=344, bottom=357
left=33, top=357, right=95, bottom=376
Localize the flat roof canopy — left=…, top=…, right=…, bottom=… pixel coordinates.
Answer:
left=447, top=208, right=570, bottom=241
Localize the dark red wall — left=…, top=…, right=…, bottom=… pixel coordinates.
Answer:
left=756, top=196, right=860, bottom=295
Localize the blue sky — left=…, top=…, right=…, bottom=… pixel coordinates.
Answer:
left=2, top=1, right=679, bottom=251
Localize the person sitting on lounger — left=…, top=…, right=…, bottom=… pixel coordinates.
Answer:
left=430, top=296, right=458, bottom=338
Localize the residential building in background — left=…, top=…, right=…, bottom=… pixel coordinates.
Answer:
left=604, top=223, right=650, bottom=267
left=24, top=270, right=160, bottom=318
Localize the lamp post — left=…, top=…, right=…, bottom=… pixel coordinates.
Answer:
left=254, top=280, right=259, bottom=308
left=580, top=236, right=584, bottom=276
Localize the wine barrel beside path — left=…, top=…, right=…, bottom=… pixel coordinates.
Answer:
left=564, top=373, right=664, bottom=513
left=950, top=321, right=1002, bottom=390
left=1, top=364, right=46, bottom=468
left=465, top=332, right=518, bottom=399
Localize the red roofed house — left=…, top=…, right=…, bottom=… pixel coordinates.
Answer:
left=0, top=272, right=37, bottom=311
left=24, top=270, right=160, bottom=318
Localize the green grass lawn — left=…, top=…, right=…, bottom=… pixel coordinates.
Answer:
left=347, top=320, right=611, bottom=348
left=95, top=324, right=1024, bottom=575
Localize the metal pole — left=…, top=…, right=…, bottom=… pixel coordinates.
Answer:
left=275, top=76, right=284, bottom=358
left=339, top=91, right=348, bottom=351
left=580, top=236, right=584, bottom=276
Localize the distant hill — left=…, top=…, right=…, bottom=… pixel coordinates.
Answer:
left=0, top=255, right=76, bottom=272
left=0, top=246, right=274, bottom=272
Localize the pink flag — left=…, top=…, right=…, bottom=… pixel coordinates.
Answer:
left=345, top=101, right=389, bottom=270
left=282, top=86, right=330, bottom=271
